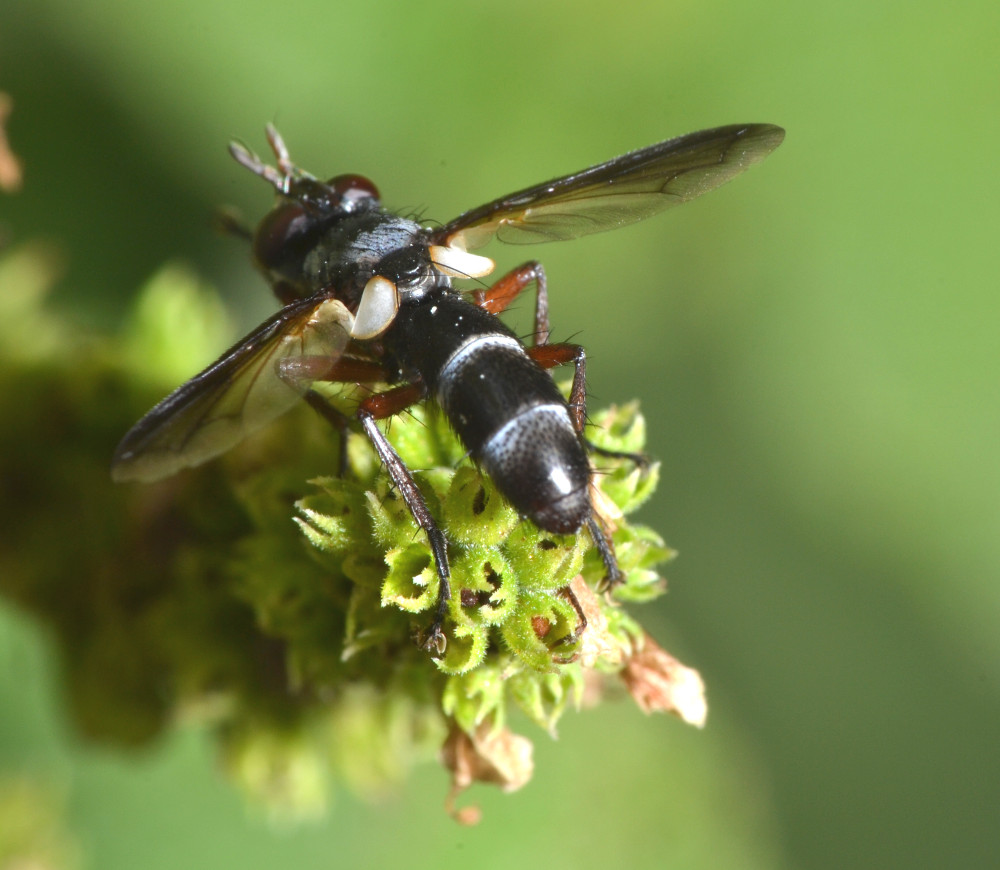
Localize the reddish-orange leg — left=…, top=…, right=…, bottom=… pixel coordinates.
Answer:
left=474, top=263, right=628, bottom=589
left=480, top=261, right=551, bottom=345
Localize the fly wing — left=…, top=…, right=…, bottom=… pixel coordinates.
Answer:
left=111, top=296, right=353, bottom=483
left=435, top=124, right=784, bottom=250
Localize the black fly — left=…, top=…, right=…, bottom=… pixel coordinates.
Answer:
left=112, top=123, right=784, bottom=651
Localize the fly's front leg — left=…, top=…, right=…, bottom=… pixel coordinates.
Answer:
left=213, top=208, right=304, bottom=305
left=213, top=206, right=253, bottom=242
left=479, top=261, right=550, bottom=347
left=356, top=383, right=452, bottom=654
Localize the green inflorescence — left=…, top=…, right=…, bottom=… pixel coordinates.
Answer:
left=0, top=253, right=683, bottom=821
left=294, top=397, right=665, bottom=676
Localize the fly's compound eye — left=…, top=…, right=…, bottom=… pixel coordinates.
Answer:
left=351, top=275, right=399, bottom=340
left=328, top=174, right=380, bottom=211
left=253, top=176, right=380, bottom=281
left=252, top=201, right=316, bottom=278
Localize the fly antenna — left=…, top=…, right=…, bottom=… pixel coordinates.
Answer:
left=264, top=123, right=295, bottom=177
left=229, top=125, right=314, bottom=196
left=228, top=138, right=288, bottom=193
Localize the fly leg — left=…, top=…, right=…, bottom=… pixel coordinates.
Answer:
left=477, top=261, right=550, bottom=346
left=280, top=353, right=450, bottom=652
left=527, top=341, right=588, bottom=431
left=481, top=261, right=645, bottom=459
left=585, top=439, right=649, bottom=468
left=525, top=341, right=624, bottom=589
left=213, top=207, right=304, bottom=306
left=356, top=383, right=452, bottom=655
left=301, top=393, right=351, bottom=476
left=526, top=340, right=647, bottom=465
left=213, top=207, right=253, bottom=242
left=551, top=583, right=588, bottom=663
left=478, top=263, right=635, bottom=589
left=279, top=355, right=392, bottom=476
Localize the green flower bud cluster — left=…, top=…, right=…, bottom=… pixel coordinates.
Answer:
left=0, top=253, right=679, bottom=820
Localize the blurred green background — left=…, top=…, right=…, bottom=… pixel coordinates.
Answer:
left=2, top=0, right=998, bottom=868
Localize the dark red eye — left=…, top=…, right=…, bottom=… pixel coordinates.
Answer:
left=328, top=174, right=380, bottom=208
left=252, top=201, right=315, bottom=276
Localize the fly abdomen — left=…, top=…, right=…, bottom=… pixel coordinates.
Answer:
left=478, top=402, right=592, bottom=534
left=436, top=331, right=592, bottom=535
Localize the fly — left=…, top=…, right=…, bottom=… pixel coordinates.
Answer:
left=112, top=122, right=785, bottom=651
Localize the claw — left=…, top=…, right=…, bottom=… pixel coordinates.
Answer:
left=417, top=621, right=447, bottom=657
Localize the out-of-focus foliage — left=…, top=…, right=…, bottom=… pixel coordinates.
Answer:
left=0, top=777, right=78, bottom=870
left=2, top=0, right=999, bottom=868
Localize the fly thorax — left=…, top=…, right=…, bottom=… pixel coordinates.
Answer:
left=304, top=213, right=422, bottom=294
left=376, top=244, right=447, bottom=304
left=349, top=244, right=451, bottom=341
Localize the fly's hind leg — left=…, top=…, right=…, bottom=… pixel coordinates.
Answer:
left=478, top=262, right=641, bottom=591
left=526, top=342, right=649, bottom=467
left=525, top=342, right=627, bottom=590
left=527, top=341, right=588, bottom=432
left=477, top=261, right=551, bottom=346
left=584, top=440, right=649, bottom=468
